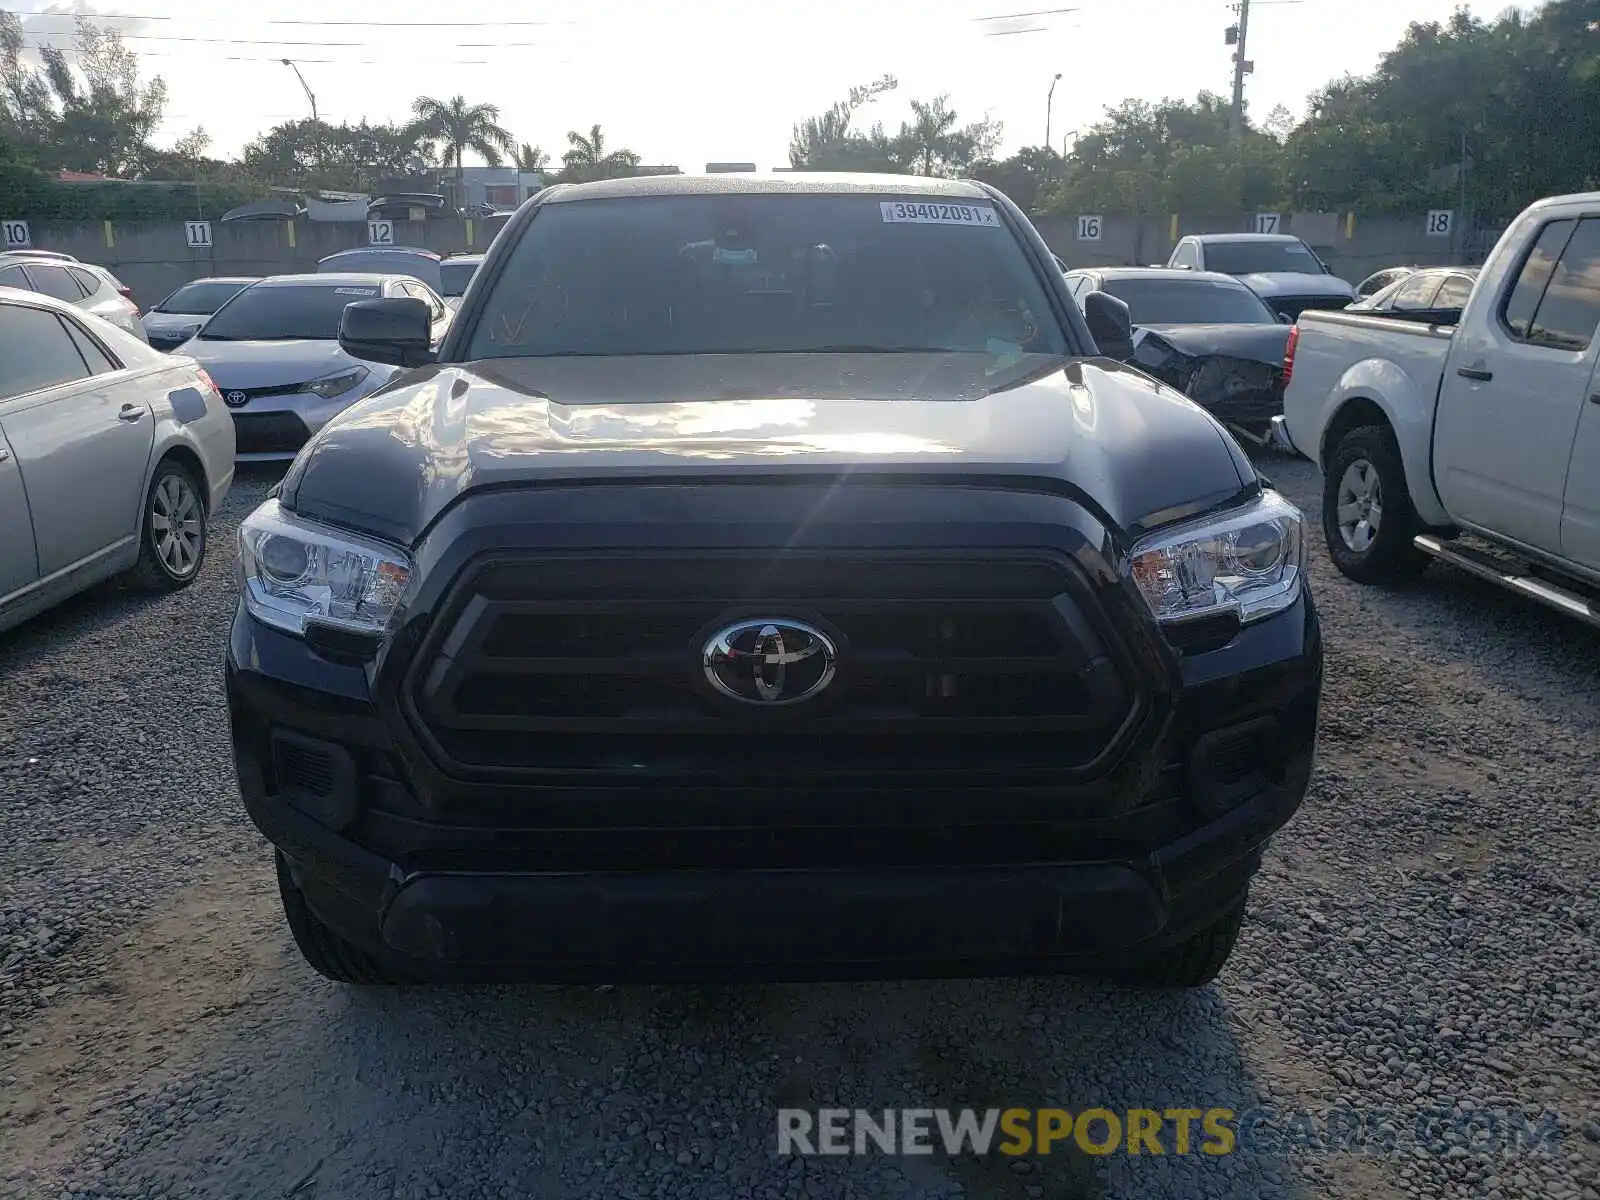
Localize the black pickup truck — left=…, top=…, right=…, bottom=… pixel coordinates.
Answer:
left=227, top=174, right=1321, bottom=988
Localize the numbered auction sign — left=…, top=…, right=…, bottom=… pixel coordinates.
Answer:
left=1076, top=214, right=1103, bottom=242
left=184, top=220, right=213, bottom=248
left=368, top=220, right=395, bottom=245
left=1426, top=210, right=1453, bottom=238
left=1253, top=212, right=1281, bottom=235
left=2, top=219, right=30, bottom=249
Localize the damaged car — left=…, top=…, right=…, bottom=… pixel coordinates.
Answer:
left=1063, top=267, right=1290, bottom=441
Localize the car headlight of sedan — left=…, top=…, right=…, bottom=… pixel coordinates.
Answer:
left=304, top=365, right=371, bottom=399
left=238, top=499, right=410, bottom=637
left=1129, top=489, right=1305, bottom=625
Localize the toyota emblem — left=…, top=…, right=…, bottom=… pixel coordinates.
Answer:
left=701, top=618, right=837, bottom=706
left=224, top=390, right=248, bottom=408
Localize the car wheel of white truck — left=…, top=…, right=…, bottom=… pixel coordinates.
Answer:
left=1322, top=424, right=1428, bottom=584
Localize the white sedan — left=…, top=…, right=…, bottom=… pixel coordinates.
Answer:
left=0, top=284, right=236, bottom=635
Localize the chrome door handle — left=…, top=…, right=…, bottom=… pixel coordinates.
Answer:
left=117, top=404, right=145, bottom=422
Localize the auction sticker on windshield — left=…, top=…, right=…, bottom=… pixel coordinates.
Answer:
left=333, top=287, right=379, bottom=296
left=880, top=202, right=999, bottom=227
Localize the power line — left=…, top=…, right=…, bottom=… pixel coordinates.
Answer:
left=8, top=12, right=576, bottom=26
left=21, top=32, right=556, bottom=48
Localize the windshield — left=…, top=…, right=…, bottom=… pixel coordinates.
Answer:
left=464, top=194, right=1069, bottom=360
left=440, top=260, right=480, bottom=297
left=1099, top=278, right=1276, bottom=325
left=199, top=282, right=380, bottom=340
left=1204, top=240, right=1326, bottom=276
left=157, top=280, right=251, bottom=315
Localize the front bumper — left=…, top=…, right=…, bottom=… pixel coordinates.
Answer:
left=228, top=586, right=1322, bottom=981
left=221, top=388, right=374, bottom=461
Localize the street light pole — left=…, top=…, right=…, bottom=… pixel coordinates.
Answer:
left=282, top=59, right=321, bottom=169
left=1046, top=72, right=1063, bottom=151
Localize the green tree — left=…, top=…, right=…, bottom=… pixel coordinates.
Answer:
left=514, top=142, right=549, bottom=172
left=408, top=94, right=514, bottom=187
left=559, top=124, right=640, bottom=182
left=895, top=95, right=1002, bottom=177
left=2, top=14, right=166, bottom=176
left=239, top=118, right=430, bottom=190
left=788, top=74, right=899, bottom=169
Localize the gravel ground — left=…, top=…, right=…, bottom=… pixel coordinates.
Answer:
left=1, top=454, right=1597, bottom=1200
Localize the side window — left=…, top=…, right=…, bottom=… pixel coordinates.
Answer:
left=1523, top=217, right=1600, bottom=352
left=0, top=263, right=35, bottom=291
left=0, top=304, right=92, bottom=399
left=61, top=317, right=120, bottom=374
left=67, top=267, right=103, bottom=296
left=1434, top=274, right=1473, bottom=311
left=1502, top=218, right=1575, bottom=339
left=1171, top=243, right=1198, bottom=269
left=26, top=264, right=88, bottom=303
left=1392, top=274, right=1442, bottom=311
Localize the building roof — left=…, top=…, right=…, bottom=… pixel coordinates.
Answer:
left=543, top=172, right=993, bottom=203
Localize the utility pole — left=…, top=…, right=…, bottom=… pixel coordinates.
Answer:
left=1226, top=0, right=1252, bottom=141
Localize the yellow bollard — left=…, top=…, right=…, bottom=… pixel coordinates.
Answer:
left=103, top=220, right=114, bottom=247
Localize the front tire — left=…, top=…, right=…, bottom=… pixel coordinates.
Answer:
left=127, top=457, right=207, bottom=592
left=1321, top=424, right=1428, bottom=584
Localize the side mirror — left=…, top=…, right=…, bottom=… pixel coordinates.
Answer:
left=1083, top=290, right=1135, bottom=360
left=338, top=297, right=435, bottom=368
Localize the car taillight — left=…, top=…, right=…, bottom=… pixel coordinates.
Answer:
left=1282, top=325, right=1299, bottom=388
left=119, top=287, right=140, bottom=314
left=195, top=368, right=221, bottom=396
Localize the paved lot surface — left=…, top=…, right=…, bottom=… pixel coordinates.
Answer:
left=1, top=454, right=1597, bottom=1200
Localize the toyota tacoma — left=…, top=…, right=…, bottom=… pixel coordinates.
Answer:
left=227, top=174, right=1322, bottom=987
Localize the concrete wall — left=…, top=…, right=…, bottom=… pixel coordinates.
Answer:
left=13, top=210, right=1492, bottom=308
left=13, top=216, right=513, bottom=307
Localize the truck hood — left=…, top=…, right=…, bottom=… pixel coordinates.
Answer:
left=280, top=352, right=1256, bottom=546
left=1235, top=272, right=1355, bottom=299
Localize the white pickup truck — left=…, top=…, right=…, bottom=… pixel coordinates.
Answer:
left=1274, top=192, right=1600, bottom=626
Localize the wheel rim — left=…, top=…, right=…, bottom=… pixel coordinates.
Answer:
left=1335, top=458, right=1383, bottom=553
left=150, top=472, right=203, bottom=578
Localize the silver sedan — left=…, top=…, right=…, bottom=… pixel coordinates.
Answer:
left=175, top=273, right=452, bottom=461
left=0, top=284, right=236, bottom=635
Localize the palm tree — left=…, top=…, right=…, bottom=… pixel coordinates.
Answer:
left=561, top=124, right=640, bottom=183
left=514, top=142, right=549, bottom=172
left=905, top=97, right=960, bottom=177
left=408, top=95, right=514, bottom=191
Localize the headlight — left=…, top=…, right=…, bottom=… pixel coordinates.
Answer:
left=238, top=499, right=410, bottom=637
left=1128, top=490, right=1304, bottom=625
left=304, top=365, right=370, bottom=399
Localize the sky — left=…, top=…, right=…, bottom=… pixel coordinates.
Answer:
left=10, top=0, right=1499, bottom=169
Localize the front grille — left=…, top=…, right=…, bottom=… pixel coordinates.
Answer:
left=222, top=381, right=308, bottom=402
left=231, top=411, right=310, bottom=454
left=410, top=552, right=1138, bottom=776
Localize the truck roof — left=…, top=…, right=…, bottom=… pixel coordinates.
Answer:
left=1187, top=233, right=1305, bottom=244
left=1079, top=266, right=1248, bottom=286
left=543, top=173, right=993, bottom=203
